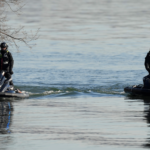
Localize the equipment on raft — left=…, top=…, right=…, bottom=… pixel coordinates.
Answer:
left=0, top=71, right=29, bottom=98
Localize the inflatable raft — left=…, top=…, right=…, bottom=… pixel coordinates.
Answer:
left=124, top=85, right=150, bottom=96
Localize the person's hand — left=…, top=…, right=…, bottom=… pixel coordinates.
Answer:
left=10, top=71, right=13, bottom=75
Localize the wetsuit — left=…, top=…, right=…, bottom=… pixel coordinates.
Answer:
left=0, top=50, right=14, bottom=85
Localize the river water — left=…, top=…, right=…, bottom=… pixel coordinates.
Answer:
left=1, top=0, right=150, bottom=149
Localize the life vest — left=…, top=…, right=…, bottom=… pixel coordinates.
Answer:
left=0, top=50, right=10, bottom=70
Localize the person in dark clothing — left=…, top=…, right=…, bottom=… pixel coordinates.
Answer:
left=0, top=42, right=14, bottom=86
left=145, top=51, right=150, bottom=74
left=143, top=51, right=150, bottom=88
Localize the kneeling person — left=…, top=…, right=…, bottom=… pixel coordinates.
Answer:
left=0, top=42, right=14, bottom=86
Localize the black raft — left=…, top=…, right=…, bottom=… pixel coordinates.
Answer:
left=0, top=71, right=29, bottom=98
left=124, top=75, right=150, bottom=96
left=124, top=85, right=150, bottom=96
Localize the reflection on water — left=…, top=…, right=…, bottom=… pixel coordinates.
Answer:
left=125, top=95, right=150, bottom=148
left=141, top=97, right=150, bottom=148
left=5, top=97, right=146, bottom=149
left=0, top=100, right=13, bottom=134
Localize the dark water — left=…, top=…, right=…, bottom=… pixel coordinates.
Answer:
left=1, top=0, right=150, bottom=149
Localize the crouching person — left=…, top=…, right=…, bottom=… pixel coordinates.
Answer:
left=0, top=42, right=14, bottom=87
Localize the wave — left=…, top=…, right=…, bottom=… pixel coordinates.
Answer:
left=15, top=83, right=128, bottom=98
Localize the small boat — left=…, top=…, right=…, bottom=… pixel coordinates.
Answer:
left=124, top=84, right=150, bottom=96
left=0, top=71, right=29, bottom=98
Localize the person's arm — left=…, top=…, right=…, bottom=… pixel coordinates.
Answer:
left=8, top=52, right=14, bottom=74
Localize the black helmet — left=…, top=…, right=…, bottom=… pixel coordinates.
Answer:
left=0, top=42, right=8, bottom=48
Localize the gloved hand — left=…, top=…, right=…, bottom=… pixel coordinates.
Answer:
left=9, top=71, right=13, bottom=75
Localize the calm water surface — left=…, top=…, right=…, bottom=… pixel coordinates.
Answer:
left=1, top=0, right=150, bottom=149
